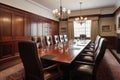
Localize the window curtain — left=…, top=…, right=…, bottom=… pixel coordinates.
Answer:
left=89, top=16, right=99, bottom=42
left=67, top=16, right=99, bottom=41
left=91, top=20, right=99, bottom=42
left=68, top=19, right=74, bottom=40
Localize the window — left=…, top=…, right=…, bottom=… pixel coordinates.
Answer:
left=43, top=23, right=51, bottom=36
left=31, top=22, right=37, bottom=36
left=31, top=22, right=51, bottom=36
left=74, top=20, right=92, bottom=38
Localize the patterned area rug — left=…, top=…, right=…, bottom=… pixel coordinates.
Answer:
left=0, top=63, right=24, bottom=80
left=6, top=69, right=24, bottom=80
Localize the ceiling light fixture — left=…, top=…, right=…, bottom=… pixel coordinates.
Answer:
left=75, top=2, right=87, bottom=25
left=52, top=0, right=71, bottom=20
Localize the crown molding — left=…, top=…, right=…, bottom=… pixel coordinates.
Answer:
left=26, top=0, right=51, bottom=12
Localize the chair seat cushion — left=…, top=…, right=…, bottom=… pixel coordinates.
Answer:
left=44, top=69, right=61, bottom=80
left=82, top=52, right=94, bottom=56
left=84, top=48, right=93, bottom=52
left=81, top=56, right=94, bottom=62
left=76, top=64, right=93, bottom=75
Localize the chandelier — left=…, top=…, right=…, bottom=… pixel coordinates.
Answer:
left=52, top=0, right=71, bottom=20
left=75, top=2, right=87, bottom=25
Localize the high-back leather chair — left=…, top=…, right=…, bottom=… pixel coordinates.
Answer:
left=94, top=36, right=101, bottom=51
left=18, top=40, right=62, bottom=80
left=31, top=36, right=42, bottom=48
left=82, top=35, right=101, bottom=55
left=31, top=36, right=38, bottom=43
left=40, top=36, right=47, bottom=49
left=94, top=35, right=101, bottom=45
left=59, top=35, right=64, bottom=43
left=54, top=35, right=60, bottom=44
left=45, top=35, right=53, bottom=46
left=76, top=37, right=104, bottom=63
left=94, top=38, right=107, bottom=66
left=91, top=35, right=101, bottom=49
left=63, top=35, right=68, bottom=42
left=80, top=34, right=86, bottom=40
left=71, top=38, right=107, bottom=80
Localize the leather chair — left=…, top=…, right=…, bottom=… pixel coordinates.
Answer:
left=45, top=35, right=53, bottom=46
left=54, top=35, right=60, bottom=44
left=40, top=36, right=47, bottom=49
left=79, top=34, right=86, bottom=40
left=90, top=35, right=101, bottom=50
left=77, top=37, right=104, bottom=63
left=82, top=35, right=101, bottom=56
left=31, top=36, right=38, bottom=43
left=31, top=36, right=42, bottom=48
left=70, top=38, right=107, bottom=80
left=92, top=35, right=101, bottom=46
left=18, top=40, right=62, bottom=80
left=37, top=36, right=43, bottom=48
left=63, top=35, right=68, bottom=42
left=59, top=35, right=64, bottom=43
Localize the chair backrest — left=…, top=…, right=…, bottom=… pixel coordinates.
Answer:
left=45, top=35, right=53, bottom=46
left=93, top=38, right=107, bottom=73
left=37, top=36, right=43, bottom=48
left=94, top=38, right=107, bottom=62
left=31, top=36, right=42, bottom=48
left=94, top=35, right=101, bottom=45
left=94, top=36, right=101, bottom=51
left=63, top=35, right=68, bottom=42
left=54, top=35, right=59, bottom=44
left=80, top=34, right=86, bottom=40
left=18, top=40, right=44, bottom=80
left=59, top=35, right=64, bottom=42
left=40, top=36, right=47, bottom=49
left=31, top=36, right=38, bottom=43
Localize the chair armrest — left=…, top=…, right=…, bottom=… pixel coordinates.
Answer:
left=43, top=64, right=59, bottom=71
left=75, top=61, right=95, bottom=66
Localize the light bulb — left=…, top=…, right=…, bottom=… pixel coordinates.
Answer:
left=67, top=10, right=71, bottom=14
left=80, top=17, right=83, bottom=20
left=62, top=8, right=66, bottom=12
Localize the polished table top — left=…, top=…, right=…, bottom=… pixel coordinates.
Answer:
left=38, top=40, right=91, bottom=64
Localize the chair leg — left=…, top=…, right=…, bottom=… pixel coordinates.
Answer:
left=57, top=66, right=63, bottom=80
left=69, top=71, right=72, bottom=80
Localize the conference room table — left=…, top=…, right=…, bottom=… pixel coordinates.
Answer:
left=38, top=39, right=91, bottom=64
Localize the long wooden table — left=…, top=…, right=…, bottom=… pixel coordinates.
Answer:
left=38, top=40, right=91, bottom=64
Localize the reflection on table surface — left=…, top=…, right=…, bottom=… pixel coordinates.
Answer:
left=38, top=39, right=91, bottom=64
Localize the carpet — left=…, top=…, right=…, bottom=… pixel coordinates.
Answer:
left=6, top=69, right=24, bottom=80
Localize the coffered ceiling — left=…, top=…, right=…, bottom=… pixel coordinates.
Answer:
left=31, top=0, right=117, bottom=11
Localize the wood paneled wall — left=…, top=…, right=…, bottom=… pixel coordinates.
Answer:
left=0, top=3, right=59, bottom=64
left=102, top=36, right=117, bottom=49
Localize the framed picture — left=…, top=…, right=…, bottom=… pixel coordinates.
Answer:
left=102, top=25, right=111, bottom=32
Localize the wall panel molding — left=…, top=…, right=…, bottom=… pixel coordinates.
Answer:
left=0, top=3, right=59, bottom=69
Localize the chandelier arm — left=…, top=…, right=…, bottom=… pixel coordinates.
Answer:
left=52, top=0, right=71, bottom=20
